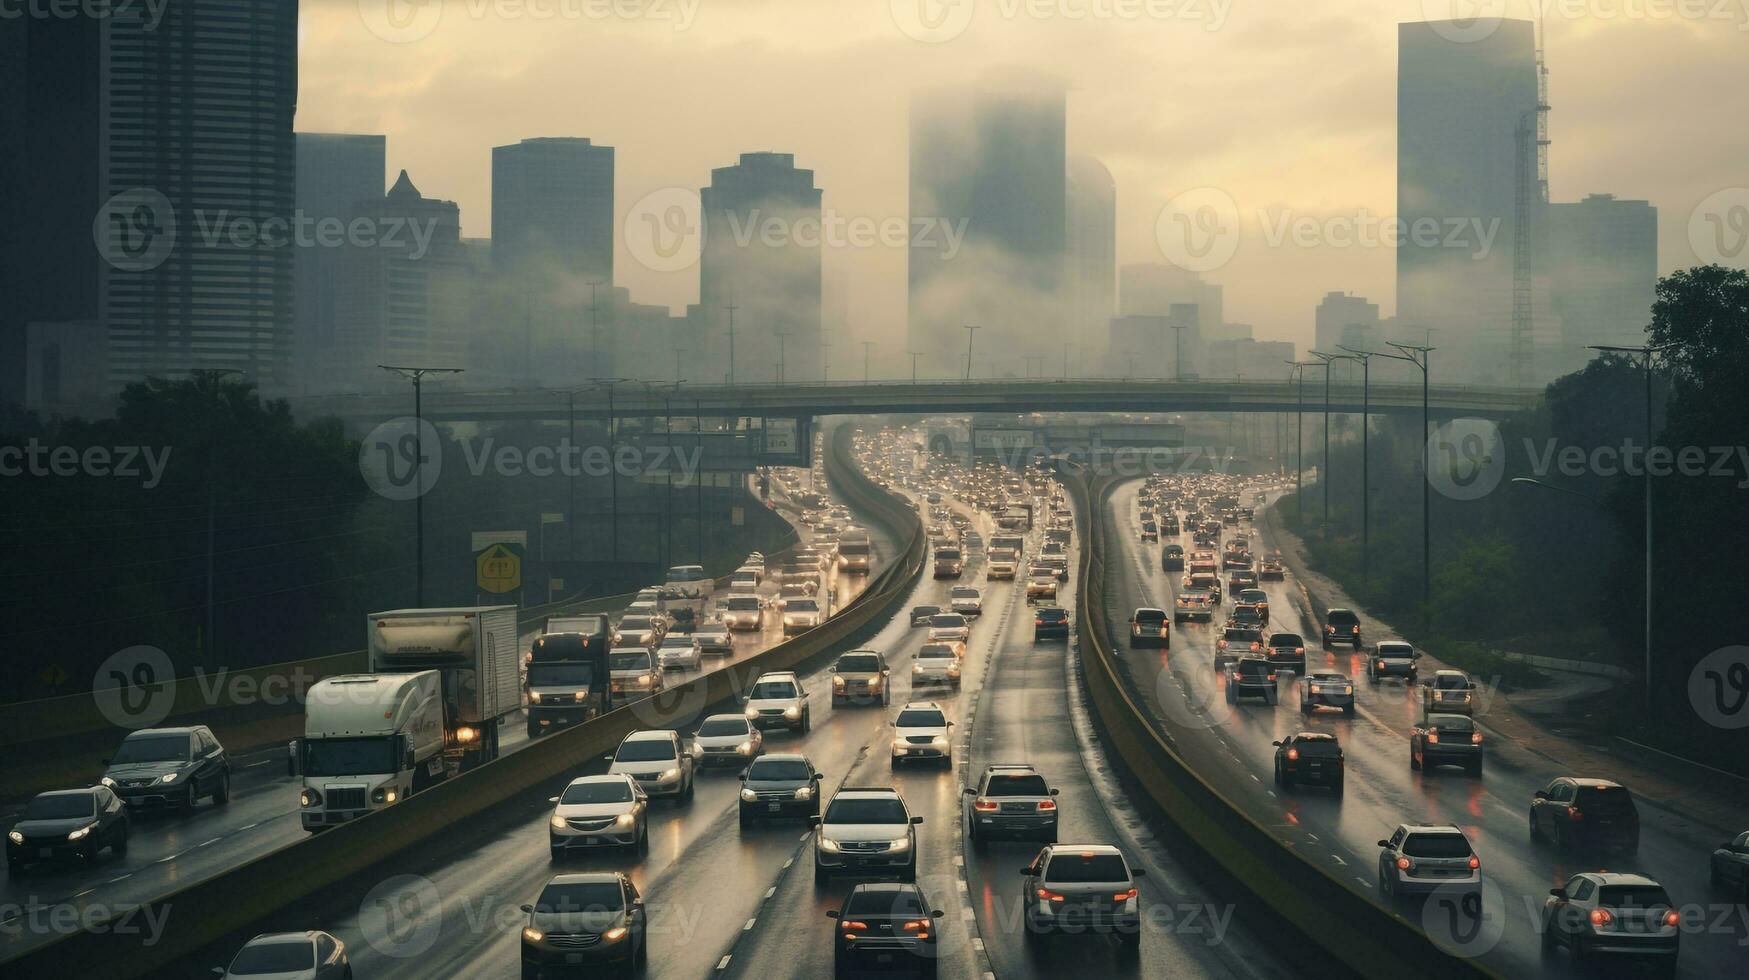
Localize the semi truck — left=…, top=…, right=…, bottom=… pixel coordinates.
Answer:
left=293, top=671, right=446, bottom=831
left=366, top=606, right=521, bottom=770
left=525, top=615, right=612, bottom=738
left=987, top=535, right=1025, bottom=580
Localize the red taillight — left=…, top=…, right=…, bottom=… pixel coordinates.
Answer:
left=902, top=920, right=927, bottom=932
left=1037, top=799, right=1056, bottom=811
left=1037, top=888, right=1066, bottom=903
left=1589, top=908, right=1613, bottom=927
left=1426, top=730, right=1439, bottom=744
left=1295, top=647, right=1304, bottom=654
left=1568, top=807, right=1584, bottom=821
left=841, top=919, right=869, bottom=930
left=1470, top=732, right=1483, bottom=745
left=1113, top=888, right=1139, bottom=902
left=973, top=799, right=998, bottom=812
left=1395, top=857, right=1412, bottom=870
left=1663, top=909, right=1680, bottom=927
left=1467, top=856, right=1480, bottom=869
left=1035, top=618, right=1044, bottom=626
left=1286, top=748, right=1300, bottom=761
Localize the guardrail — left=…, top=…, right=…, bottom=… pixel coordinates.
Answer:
left=1062, top=467, right=1501, bottom=980
left=4, top=421, right=925, bottom=978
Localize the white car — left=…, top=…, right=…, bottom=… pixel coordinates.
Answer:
left=692, top=714, right=763, bottom=767
left=216, top=932, right=349, bottom=980
left=548, top=773, right=648, bottom=855
left=949, top=586, right=982, bottom=618
left=911, top=644, right=962, bottom=689
left=693, top=617, right=733, bottom=655
left=656, top=633, right=701, bottom=671
left=782, top=598, right=823, bottom=635
left=613, top=615, right=663, bottom=649
left=608, top=646, right=662, bottom=700
left=605, top=730, right=695, bottom=802
left=891, top=701, right=953, bottom=767
left=723, top=594, right=765, bottom=631
left=730, top=570, right=760, bottom=592
left=743, top=671, right=811, bottom=733
left=926, top=613, right=970, bottom=654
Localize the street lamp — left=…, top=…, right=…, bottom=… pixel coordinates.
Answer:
left=961, top=325, right=983, bottom=381
left=862, top=340, right=876, bottom=383
left=1337, top=345, right=1382, bottom=590
left=1356, top=342, right=1436, bottom=636
left=379, top=365, right=465, bottom=606
left=585, top=377, right=633, bottom=561
left=1283, top=360, right=1317, bottom=527
left=1308, top=352, right=1346, bottom=530
left=193, top=368, right=245, bottom=669
left=906, top=350, right=922, bottom=382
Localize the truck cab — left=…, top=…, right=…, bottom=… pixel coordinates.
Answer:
left=294, top=672, right=445, bottom=831
left=526, top=624, right=611, bottom=739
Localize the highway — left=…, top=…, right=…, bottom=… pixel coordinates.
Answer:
left=0, top=473, right=886, bottom=963
left=1093, top=478, right=1746, bottom=978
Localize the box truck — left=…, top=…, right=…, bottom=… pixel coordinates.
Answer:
left=293, top=671, right=446, bottom=831
left=366, top=606, right=521, bottom=770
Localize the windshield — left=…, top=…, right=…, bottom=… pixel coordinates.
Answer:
left=1269, top=634, right=1302, bottom=646
left=727, top=597, right=760, bottom=610
left=533, top=635, right=591, bottom=660
left=1038, top=609, right=1066, bottom=621
left=666, top=566, right=705, bottom=582
left=1135, top=610, right=1165, bottom=623
left=837, top=654, right=881, bottom=672
left=226, top=940, right=314, bottom=976
left=1236, top=660, right=1271, bottom=677
left=750, top=681, right=798, bottom=699
left=1575, top=786, right=1636, bottom=810
left=609, top=653, right=651, bottom=670
left=748, top=759, right=811, bottom=781
left=916, top=648, right=955, bottom=661
left=618, top=617, right=654, bottom=631
left=1378, top=644, right=1414, bottom=657
left=1327, top=611, right=1359, bottom=625
left=930, top=615, right=965, bottom=628
left=844, top=888, right=926, bottom=916
left=1433, top=674, right=1469, bottom=689
left=111, top=733, right=188, bottom=764
left=23, top=793, right=95, bottom=820
left=986, top=774, right=1048, bottom=796
left=615, top=738, right=677, bottom=763
left=786, top=600, right=819, bottom=613
left=1403, top=833, right=1472, bottom=858
left=896, top=709, right=946, bottom=727
left=528, top=663, right=594, bottom=687
left=560, top=780, right=634, bottom=805
left=824, top=797, right=907, bottom=824
left=698, top=717, right=750, bottom=736
left=1045, top=853, right=1130, bottom=883
left=303, top=737, right=398, bottom=777
left=952, top=588, right=978, bottom=599
left=535, top=882, right=624, bottom=913
left=660, top=636, right=695, bottom=648
left=1598, top=885, right=1672, bottom=909
left=1293, top=738, right=1342, bottom=757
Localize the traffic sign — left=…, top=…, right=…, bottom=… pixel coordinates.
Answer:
left=476, top=543, right=522, bottom=594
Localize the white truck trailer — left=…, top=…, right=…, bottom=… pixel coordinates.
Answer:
left=367, top=606, right=521, bottom=771
left=293, top=671, right=445, bottom=831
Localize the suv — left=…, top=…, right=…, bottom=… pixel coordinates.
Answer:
left=891, top=702, right=953, bottom=767
left=608, top=646, right=664, bottom=701
left=614, top=614, right=665, bottom=649
left=743, top=671, right=811, bottom=733
left=1216, top=625, right=1265, bottom=667
left=964, top=764, right=1059, bottom=845
left=1272, top=732, right=1345, bottom=794
left=1233, top=588, right=1269, bottom=624
left=1034, top=606, right=1070, bottom=642
left=1376, top=824, right=1481, bottom=899
left=1140, top=520, right=1158, bottom=542
left=832, top=650, right=891, bottom=707
left=1162, top=544, right=1185, bottom=571
left=926, top=613, right=971, bottom=654
left=1322, top=608, right=1361, bottom=649
left=1128, top=608, right=1170, bottom=649
left=1025, top=567, right=1059, bottom=603
left=827, top=883, right=944, bottom=979
left=1301, top=672, right=1355, bottom=716
left=519, top=873, right=647, bottom=976
left=1529, top=777, right=1641, bottom=854
left=100, top=725, right=230, bottom=812
left=1368, top=641, right=1419, bottom=682
left=1019, top=844, right=1146, bottom=953
left=1540, top=872, right=1679, bottom=969
left=1420, top=670, right=1476, bottom=715
left=910, top=645, right=961, bottom=689
left=1174, top=589, right=1217, bottom=623
left=1410, top=713, right=1483, bottom=775
left=1264, top=632, right=1306, bottom=674
left=909, top=604, right=941, bottom=627
left=605, top=730, right=695, bottom=803
left=812, top=787, right=923, bottom=884
left=7, top=787, right=129, bottom=870
left=1224, top=656, right=1278, bottom=705
left=738, top=753, right=822, bottom=827
left=949, top=586, right=983, bottom=618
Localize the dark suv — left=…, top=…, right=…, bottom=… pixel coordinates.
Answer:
left=1224, top=656, right=1278, bottom=705
left=1128, top=608, right=1169, bottom=649
left=1322, top=609, right=1362, bottom=649
left=739, top=753, right=823, bottom=827
left=101, top=725, right=230, bottom=812
left=827, top=882, right=943, bottom=979
left=1272, top=732, right=1345, bottom=794
left=1530, top=777, right=1641, bottom=854
left=1033, top=605, right=1070, bottom=642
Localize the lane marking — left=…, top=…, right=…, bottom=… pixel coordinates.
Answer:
left=743, top=918, right=756, bottom=931
left=717, top=954, right=732, bottom=970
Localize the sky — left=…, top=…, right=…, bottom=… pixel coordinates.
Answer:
left=297, top=0, right=1749, bottom=373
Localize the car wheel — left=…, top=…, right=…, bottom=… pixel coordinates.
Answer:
left=1264, top=689, right=1277, bottom=706
left=1273, top=761, right=1282, bottom=786
left=522, top=963, right=541, bottom=980
left=213, top=773, right=230, bottom=805
left=180, top=786, right=198, bottom=814
left=1469, top=759, right=1483, bottom=778
left=1332, top=777, right=1344, bottom=797
left=801, top=711, right=811, bottom=734
left=1540, top=914, right=1558, bottom=952
left=1342, top=704, right=1355, bottom=717
left=527, top=721, right=541, bottom=739
left=1116, top=931, right=1141, bottom=957
left=1224, top=686, right=1236, bottom=705
left=1529, top=813, right=1540, bottom=843
left=1281, top=772, right=1295, bottom=790
left=1300, top=701, right=1311, bottom=716
left=635, top=933, right=648, bottom=968
left=685, top=776, right=696, bottom=802
left=1379, top=869, right=1393, bottom=898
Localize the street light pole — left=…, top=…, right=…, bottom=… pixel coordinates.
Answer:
left=861, top=340, right=875, bottom=383
left=962, top=325, right=982, bottom=381
left=774, top=330, right=789, bottom=386
left=587, top=377, right=632, bottom=562
left=1338, top=346, right=1379, bottom=590
left=723, top=300, right=738, bottom=386
left=906, top=350, right=922, bottom=382
left=1308, top=352, right=1342, bottom=531
left=380, top=365, right=464, bottom=606
left=1367, top=341, right=1436, bottom=636
left=1170, top=323, right=1189, bottom=381
left=1284, top=361, right=1310, bottom=527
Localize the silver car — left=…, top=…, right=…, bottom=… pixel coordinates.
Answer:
left=216, top=931, right=349, bottom=980
left=548, top=774, right=649, bottom=855
left=964, top=764, right=1059, bottom=845
left=722, top=594, right=765, bottom=631
left=910, top=644, right=961, bottom=690
left=1020, top=844, right=1146, bottom=951
left=693, top=714, right=764, bottom=768
left=1376, top=824, right=1481, bottom=899
left=656, top=633, right=701, bottom=671
left=605, top=730, right=695, bottom=803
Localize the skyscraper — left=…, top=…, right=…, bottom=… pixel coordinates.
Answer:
left=1547, top=194, right=1658, bottom=373
left=1314, top=291, right=1381, bottom=355
left=909, top=72, right=1067, bottom=377
left=99, top=0, right=299, bottom=390
left=491, top=137, right=616, bottom=286
left=293, top=133, right=387, bottom=395
left=1066, top=155, right=1117, bottom=370
left=1397, top=18, right=1541, bottom=383
left=698, top=152, right=823, bottom=385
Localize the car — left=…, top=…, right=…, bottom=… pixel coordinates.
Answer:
left=1128, top=608, right=1170, bottom=648
left=548, top=774, right=649, bottom=856
left=693, top=713, right=764, bottom=767
left=891, top=702, right=954, bottom=767
left=1162, top=544, right=1185, bottom=571
left=1223, top=551, right=1251, bottom=573
left=605, top=730, right=695, bottom=802
left=1376, top=824, right=1481, bottom=900
left=774, top=582, right=812, bottom=610
left=828, top=882, right=944, bottom=979
left=693, top=617, right=733, bottom=655
left=832, top=649, right=892, bottom=707
left=949, top=585, right=983, bottom=618
left=1540, top=872, right=1679, bottom=971
left=1226, top=605, right=1266, bottom=631
left=1259, top=555, right=1285, bottom=580
left=1529, top=777, right=1641, bottom=854
left=1183, top=570, right=1223, bottom=603
left=1140, top=521, right=1159, bottom=542
left=1367, top=641, right=1419, bottom=682
left=739, top=753, right=823, bottom=827
left=813, top=786, right=923, bottom=884
left=1264, top=632, right=1306, bottom=673
left=909, top=604, right=942, bottom=627
left=1019, top=844, right=1146, bottom=953
left=1215, top=625, right=1265, bottom=666
left=215, top=932, right=350, bottom=980
left=613, top=614, right=664, bottom=649
left=964, top=764, right=1059, bottom=846
left=608, top=646, right=664, bottom=701
left=6, top=787, right=129, bottom=870
left=782, top=598, right=824, bottom=635
left=730, top=570, right=760, bottom=592
left=520, top=873, right=647, bottom=977
left=1419, top=669, right=1477, bottom=715
left=1174, top=589, right=1216, bottom=623
left=932, top=546, right=964, bottom=578
left=1710, top=830, right=1749, bottom=901
left=910, top=644, right=962, bottom=689
left=656, top=633, right=702, bottom=671
left=1321, top=608, right=1362, bottom=649
left=1033, top=605, right=1071, bottom=642
left=1025, top=567, right=1059, bottom=603
left=1224, top=656, right=1278, bottom=704
left=1233, top=588, right=1269, bottom=625
left=1272, top=732, right=1345, bottom=794
left=1301, top=672, right=1355, bottom=716
left=926, top=613, right=970, bottom=653
left=744, top=670, right=811, bottom=732
left=100, top=725, right=230, bottom=812
left=723, top=594, right=765, bottom=631
left=1410, top=713, right=1483, bottom=775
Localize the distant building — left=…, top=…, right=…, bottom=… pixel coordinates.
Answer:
left=1066, top=156, right=1116, bottom=369
left=1107, top=316, right=1173, bottom=379
left=491, top=137, right=615, bottom=286
left=1548, top=194, right=1657, bottom=374
left=293, top=134, right=387, bottom=395
left=1206, top=338, right=1297, bottom=380
left=23, top=320, right=108, bottom=412
left=1119, top=264, right=1224, bottom=331
left=1314, top=292, right=1382, bottom=355
left=698, top=152, right=823, bottom=384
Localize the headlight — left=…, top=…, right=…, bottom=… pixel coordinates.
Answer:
left=7, top=830, right=23, bottom=845
left=660, top=768, right=680, bottom=780
left=160, top=772, right=181, bottom=784
left=67, top=824, right=93, bottom=841
left=745, top=706, right=760, bottom=719
left=833, top=676, right=846, bottom=689
left=737, top=741, right=754, bottom=755
left=818, top=837, right=842, bottom=853
left=522, top=926, right=544, bottom=942
left=456, top=726, right=479, bottom=744
left=783, top=706, right=801, bottom=718
left=529, top=691, right=544, bottom=704
left=740, top=788, right=759, bottom=802
left=99, top=777, right=117, bottom=788
left=371, top=787, right=399, bottom=804
left=913, top=663, right=924, bottom=673
left=573, top=691, right=587, bottom=702
left=615, top=813, right=636, bottom=827
left=636, top=674, right=653, bottom=686
left=300, top=788, right=321, bottom=808
left=887, top=836, right=911, bottom=852
left=893, top=737, right=909, bottom=750
left=603, top=926, right=629, bottom=942
left=794, top=786, right=813, bottom=800
left=551, top=813, right=568, bottom=829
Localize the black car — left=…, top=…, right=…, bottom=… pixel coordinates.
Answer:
left=519, top=873, right=646, bottom=977
left=1530, top=777, right=1641, bottom=854
left=1272, top=732, right=1345, bottom=794
left=1224, top=656, right=1278, bottom=705
left=1033, top=605, right=1070, bottom=642
left=1162, top=545, right=1185, bottom=571
left=827, top=882, right=944, bottom=979
left=1264, top=632, right=1306, bottom=674
left=7, top=787, right=129, bottom=870
left=739, top=754, right=823, bottom=827
left=1410, top=713, right=1483, bottom=776
left=1128, top=608, right=1169, bottom=649
left=1709, top=830, right=1749, bottom=901
left=909, top=605, right=941, bottom=627
left=101, top=725, right=231, bottom=812
left=1322, top=609, right=1362, bottom=649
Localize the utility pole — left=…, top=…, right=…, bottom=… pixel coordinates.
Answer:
left=1062, top=342, right=1073, bottom=379
left=962, top=324, right=982, bottom=381
left=589, top=378, right=632, bottom=561
left=1309, top=351, right=1348, bottom=532
left=694, top=398, right=706, bottom=562
left=672, top=347, right=683, bottom=385
left=380, top=365, right=465, bottom=606
left=906, top=350, right=922, bottom=382
left=1169, top=323, right=1190, bottom=381
left=861, top=340, right=875, bottom=383
left=1374, top=342, right=1435, bottom=636
left=774, top=330, right=789, bottom=385
left=822, top=334, right=833, bottom=382
left=723, top=300, right=738, bottom=385
left=1337, top=346, right=1379, bottom=590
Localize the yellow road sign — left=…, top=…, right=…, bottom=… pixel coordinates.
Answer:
left=476, top=543, right=522, bottom=594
